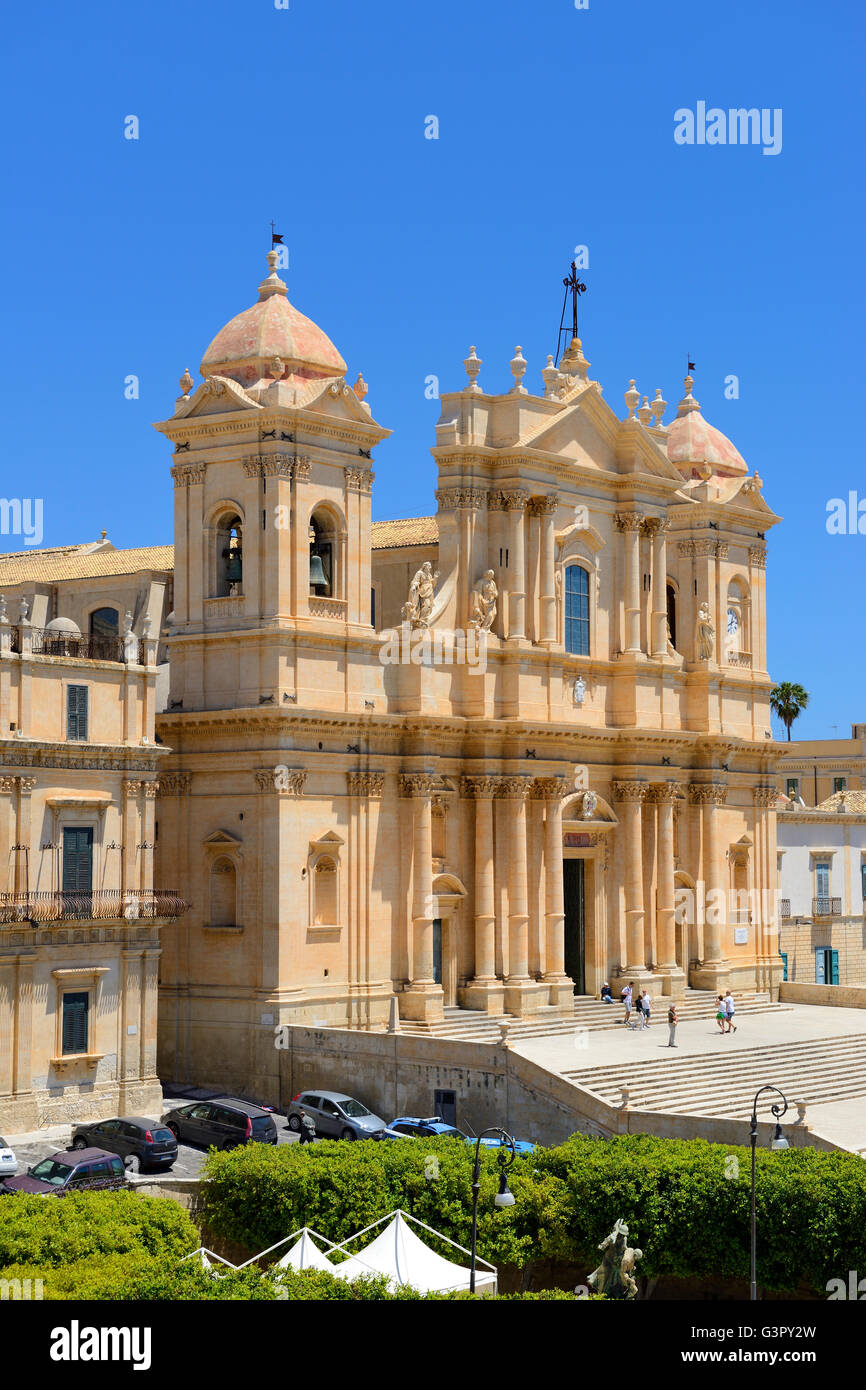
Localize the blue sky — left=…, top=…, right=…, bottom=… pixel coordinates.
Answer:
left=0, top=0, right=863, bottom=739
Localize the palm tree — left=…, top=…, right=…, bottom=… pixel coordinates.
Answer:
left=769, top=682, right=810, bottom=741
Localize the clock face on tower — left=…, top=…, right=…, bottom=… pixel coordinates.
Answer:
left=727, top=608, right=740, bottom=636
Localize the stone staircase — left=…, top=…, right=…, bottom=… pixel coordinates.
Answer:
left=399, top=988, right=787, bottom=1044
left=562, top=1033, right=866, bottom=1120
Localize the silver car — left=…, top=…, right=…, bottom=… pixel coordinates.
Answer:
left=0, top=1136, right=17, bottom=1179
left=287, top=1090, right=385, bottom=1140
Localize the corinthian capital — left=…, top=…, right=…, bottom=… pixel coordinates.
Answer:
left=688, top=782, right=728, bottom=805
left=753, top=785, right=778, bottom=807
left=495, top=775, right=532, bottom=800
left=615, top=512, right=644, bottom=532
left=530, top=776, right=567, bottom=801
left=460, top=775, right=501, bottom=799
left=612, top=780, right=649, bottom=803
left=347, top=771, right=385, bottom=797
left=648, top=781, right=684, bottom=802
left=398, top=772, right=438, bottom=798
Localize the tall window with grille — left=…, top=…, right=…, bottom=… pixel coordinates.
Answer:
left=62, top=991, right=89, bottom=1055
left=66, top=684, right=88, bottom=741
left=564, top=565, right=590, bottom=656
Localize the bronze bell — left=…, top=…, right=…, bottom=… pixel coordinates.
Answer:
left=309, top=553, right=328, bottom=592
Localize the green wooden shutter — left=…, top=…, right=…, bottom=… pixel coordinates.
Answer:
left=62, top=992, right=89, bottom=1055
left=830, top=949, right=840, bottom=985
left=66, top=685, right=88, bottom=741
left=62, top=828, right=93, bottom=893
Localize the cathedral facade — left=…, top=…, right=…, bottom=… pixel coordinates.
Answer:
left=153, top=251, right=782, bottom=1089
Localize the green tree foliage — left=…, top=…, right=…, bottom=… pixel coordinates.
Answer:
left=770, top=681, right=810, bottom=741
left=0, top=1189, right=198, bottom=1268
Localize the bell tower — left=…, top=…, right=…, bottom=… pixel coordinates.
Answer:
left=154, top=250, right=391, bottom=711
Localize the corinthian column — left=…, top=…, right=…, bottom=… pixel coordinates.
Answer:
left=615, top=513, right=644, bottom=654
left=534, top=777, right=573, bottom=1010
left=458, top=776, right=506, bottom=1014
left=689, top=782, right=730, bottom=989
left=613, top=780, right=650, bottom=980
left=397, top=773, right=443, bottom=1022
left=651, top=782, right=685, bottom=994
left=505, top=491, right=527, bottom=640
left=537, top=495, right=558, bottom=646
left=646, top=517, right=670, bottom=657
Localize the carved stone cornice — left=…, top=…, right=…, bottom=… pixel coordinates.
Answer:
left=347, top=771, right=385, bottom=797
left=255, top=768, right=307, bottom=795
left=435, top=487, right=488, bottom=511
left=530, top=776, right=567, bottom=800
left=243, top=453, right=314, bottom=480
left=648, top=781, right=685, bottom=802
left=753, top=785, right=778, bottom=807
left=495, top=775, right=532, bottom=800
left=749, top=546, right=767, bottom=569
left=460, top=775, right=501, bottom=799
left=612, top=780, right=649, bottom=802
left=688, top=782, right=728, bottom=805
left=398, top=772, right=438, bottom=798
left=171, top=463, right=207, bottom=488
left=614, top=512, right=644, bottom=532
left=345, top=468, right=374, bottom=493
left=157, top=773, right=191, bottom=796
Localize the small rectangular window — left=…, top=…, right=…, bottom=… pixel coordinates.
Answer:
left=833, top=776, right=847, bottom=794
left=66, top=685, right=88, bottom=741
left=62, top=992, right=89, bottom=1055
left=786, top=779, right=800, bottom=798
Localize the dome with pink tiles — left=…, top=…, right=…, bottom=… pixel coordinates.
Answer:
left=200, top=250, right=347, bottom=388
left=665, top=376, right=747, bottom=476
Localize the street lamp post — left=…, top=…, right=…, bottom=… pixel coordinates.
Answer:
left=469, top=1127, right=517, bottom=1294
left=749, top=1084, right=789, bottom=1301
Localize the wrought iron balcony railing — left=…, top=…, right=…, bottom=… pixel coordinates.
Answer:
left=0, top=889, right=188, bottom=924
left=779, top=899, right=791, bottom=919
left=812, top=896, right=841, bottom=918
left=9, top=627, right=134, bottom=663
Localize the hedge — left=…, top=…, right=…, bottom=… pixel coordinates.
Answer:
left=199, top=1132, right=866, bottom=1294
left=0, top=1190, right=199, bottom=1268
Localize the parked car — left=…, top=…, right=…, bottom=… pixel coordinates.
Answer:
left=287, top=1091, right=386, bottom=1140
left=0, top=1136, right=18, bottom=1179
left=70, top=1117, right=178, bottom=1173
left=162, top=1098, right=278, bottom=1150
left=388, top=1116, right=536, bottom=1155
left=0, top=1148, right=126, bottom=1196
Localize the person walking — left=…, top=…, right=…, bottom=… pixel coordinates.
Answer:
left=298, top=1112, right=317, bottom=1144
left=622, top=981, right=634, bottom=1028
left=715, top=995, right=727, bottom=1034
left=724, top=989, right=737, bottom=1033
left=667, top=1001, right=678, bottom=1047
left=640, top=990, right=651, bottom=1029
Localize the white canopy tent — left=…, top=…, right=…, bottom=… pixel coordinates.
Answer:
left=330, top=1209, right=498, bottom=1296
left=179, top=1247, right=238, bottom=1275
left=275, top=1229, right=339, bottom=1273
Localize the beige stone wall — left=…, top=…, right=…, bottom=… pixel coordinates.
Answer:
left=779, top=916, right=866, bottom=986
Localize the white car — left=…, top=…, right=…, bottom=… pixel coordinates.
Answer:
left=0, top=1136, right=18, bottom=1178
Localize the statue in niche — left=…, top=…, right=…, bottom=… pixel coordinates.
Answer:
left=695, top=601, right=715, bottom=661
left=402, top=561, right=439, bottom=629
left=469, top=570, right=497, bottom=631
left=587, top=1219, right=643, bottom=1300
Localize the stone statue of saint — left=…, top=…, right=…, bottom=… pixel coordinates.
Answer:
left=695, top=601, right=715, bottom=661
left=402, top=561, right=439, bottom=629
left=469, top=570, right=497, bottom=631
left=587, top=1219, right=643, bottom=1300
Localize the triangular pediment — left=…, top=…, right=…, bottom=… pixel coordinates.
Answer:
left=520, top=388, right=683, bottom=484
left=203, top=829, right=243, bottom=847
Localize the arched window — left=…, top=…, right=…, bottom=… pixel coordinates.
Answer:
left=214, top=514, right=243, bottom=597
left=666, top=583, right=677, bottom=650
left=564, top=565, right=590, bottom=655
left=313, top=856, right=338, bottom=925
left=309, top=507, right=344, bottom=599
left=89, top=607, right=120, bottom=660
left=725, top=578, right=750, bottom=661
left=210, top=857, right=237, bottom=926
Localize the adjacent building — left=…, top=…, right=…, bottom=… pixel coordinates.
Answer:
left=777, top=788, right=866, bottom=986
left=0, top=543, right=184, bottom=1132
left=777, top=725, right=866, bottom=806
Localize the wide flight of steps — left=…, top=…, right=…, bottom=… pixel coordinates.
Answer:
left=399, top=988, right=787, bottom=1044
left=562, top=1033, right=866, bottom=1120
